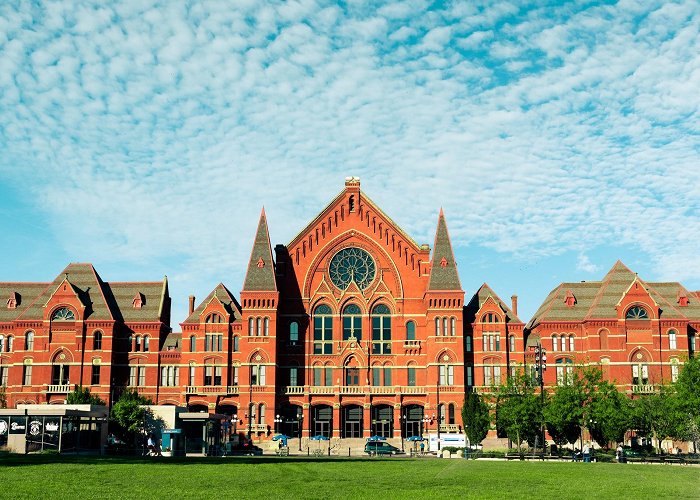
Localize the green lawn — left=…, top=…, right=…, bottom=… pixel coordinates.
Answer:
left=1, top=455, right=699, bottom=499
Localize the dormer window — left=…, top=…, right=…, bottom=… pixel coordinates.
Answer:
left=132, top=293, right=144, bottom=309
left=51, top=307, right=75, bottom=321
left=6, top=292, right=19, bottom=309
left=625, top=306, right=649, bottom=320
left=678, top=291, right=689, bottom=307
left=564, top=290, right=576, bottom=307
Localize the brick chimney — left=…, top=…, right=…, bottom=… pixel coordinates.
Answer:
left=188, top=295, right=195, bottom=316
left=511, top=295, right=518, bottom=316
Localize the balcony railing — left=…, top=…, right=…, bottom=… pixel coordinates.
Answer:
left=403, top=340, right=421, bottom=349
left=399, top=386, right=426, bottom=395
left=186, top=386, right=239, bottom=395
left=439, top=424, right=460, bottom=433
left=282, top=385, right=431, bottom=396
left=632, top=384, right=655, bottom=394
left=285, top=386, right=304, bottom=395
left=47, top=384, right=74, bottom=393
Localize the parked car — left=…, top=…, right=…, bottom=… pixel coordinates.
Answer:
left=364, top=441, right=402, bottom=456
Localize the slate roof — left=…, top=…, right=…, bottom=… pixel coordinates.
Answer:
left=428, top=209, right=462, bottom=291
left=182, top=283, right=241, bottom=325
left=464, top=283, right=523, bottom=324
left=242, top=209, right=277, bottom=292
left=1, top=263, right=169, bottom=324
left=161, top=331, right=181, bottom=351
left=526, top=260, right=700, bottom=328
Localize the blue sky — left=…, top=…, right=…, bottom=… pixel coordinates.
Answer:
left=1, top=1, right=699, bottom=326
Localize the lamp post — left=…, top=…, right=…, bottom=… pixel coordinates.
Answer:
left=534, top=341, right=547, bottom=453
left=232, top=414, right=238, bottom=443
left=247, top=401, right=253, bottom=441
left=399, top=412, right=405, bottom=453
left=274, top=414, right=283, bottom=435
left=297, top=410, right=304, bottom=452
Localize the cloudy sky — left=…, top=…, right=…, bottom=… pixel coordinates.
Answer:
left=1, top=0, right=699, bottom=325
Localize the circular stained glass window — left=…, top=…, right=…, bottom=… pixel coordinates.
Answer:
left=329, top=247, right=376, bottom=290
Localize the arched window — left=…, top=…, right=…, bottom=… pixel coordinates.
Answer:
left=248, top=318, right=254, bottom=336
left=443, top=317, right=448, bottom=337
left=258, top=404, right=266, bottom=424
left=206, top=313, right=223, bottom=323
left=143, top=335, right=150, bottom=352
left=134, top=335, right=142, bottom=352
left=233, top=336, right=239, bottom=352
left=383, top=363, right=392, bottom=386
left=560, top=335, right=566, bottom=352
left=466, top=336, right=472, bottom=352
left=256, top=318, right=261, bottom=336
left=690, top=333, right=697, bottom=355
left=313, top=304, right=333, bottom=354
left=189, top=335, right=196, bottom=353
left=6, top=336, right=13, bottom=352
left=509, top=335, right=515, bottom=352
left=406, top=321, right=416, bottom=341
left=435, top=317, right=441, bottom=336
left=448, top=403, right=456, bottom=425
left=23, top=359, right=33, bottom=385
left=25, top=331, right=34, bottom=351
left=264, top=317, right=269, bottom=336
left=556, top=358, right=574, bottom=385
left=342, top=304, right=362, bottom=340
left=552, top=335, right=559, bottom=352
left=450, top=317, right=456, bottom=336
left=51, top=307, right=75, bottom=321
left=127, top=335, right=133, bottom=352
left=669, top=329, right=677, bottom=350
left=568, top=335, right=574, bottom=352
left=671, top=359, right=680, bottom=382
left=626, top=306, right=649, bottom=320
left=289, top=322, right=299, bottom=344
left=93, top=331, right=103, bottom=350
left=251, top=364, right=266, bottom=386
left=407, top=362, right=417, bottom=386
left=371, top=304, right=391, bottom=354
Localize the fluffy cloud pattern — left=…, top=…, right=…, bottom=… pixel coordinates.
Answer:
left=1, top=1, right=699, bottom=321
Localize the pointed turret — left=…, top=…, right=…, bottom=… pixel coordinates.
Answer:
left=428, top=209, right=462, bottom=291
left=243, top=208, right=277, bottom=292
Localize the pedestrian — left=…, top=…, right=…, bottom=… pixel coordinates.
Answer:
left=583, top=443, right=590, bottom=463
left=420, top=441, right=425, bottom=455
left=616, top=444, right=623, bottom=462
left=147, top=435, right=155, bottom=456
left=155, top=438, right=163, bottom=457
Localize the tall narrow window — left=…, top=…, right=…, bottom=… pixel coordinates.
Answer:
left=290, top=367, right=298, bottom=386
left=407, top=366, right=416, bottom=386
left=135, top=336, right=141, bottom=352
left=189, top=335, right=196, bottom=352
left=313, top=366, right=322, bottom=386
left=205, top=365, right=213, bottom=385
left=371, top=304, right=391, bottom=354
left=215, top=366, right=222, bottom=385
left=435, top=317, right=440, bottom=336
left=23, top=360, right=32, bottom=385
left=466, top=365, right=473, bottom=386
left=372, top=366, right=381, bottom=386
left=324, top=366, right=332, bottom=387
left=671, top=362, right=679, bottom=382
left=451, top=317, right=456, bottom=336
left=248, top=318, right=254, bottom=336
left=669, top=330, right=677, bottom=350
left=568, top=335, right=574, bottom=352
left=509, top=335, right=515, bottom=352
left=129, top=366, right=137, bottom=386
left=343, top=304, right=362, bottom=340
left=495, top=335, right=501, bottom=351
left=466, top=336, right=472, bottom=352
left=552, top=335, right=558, bottom=352
left=313, top=304, right=333, bottom=354
left=231, top=366, right=238, bottom=386
left=93, top=331, right=102, bottom=350
left=406, top=321, right=416, bottom=341
left=448, top=404, right=455, bottom=425
left=0, top=365, right=8, bottom=386
left=256, top=318, right=261, bottom=336
left=143, top=336, right=150, bottom=352
left=493, top=366, right=501, bottom=385
left=484, top=366, right=492, bottom=386
left=233, top=336, right=239, bottom=352
left=383, top=366, right=392, bottom=386
left=26, top=331, right=35, bottom=351
left=289, top=322, right=299, bottom=344
left=264, top=317, right=269, bottom=336
left=443, top=318, right=448, bottom=337
left=138, top=366, right=146, bottom=386
left=189, top=364, right=196, bottom=385
left=91, top=361, right=101, bottom=385
left=6, top=336, right=13, bottom=352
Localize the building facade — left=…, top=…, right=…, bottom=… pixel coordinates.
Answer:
left=2, top=180, right=698, bottom=446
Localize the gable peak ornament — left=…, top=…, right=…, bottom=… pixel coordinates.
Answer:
left=440, top=258, right=448, bottom=268
left=256, top=258, right=265, bottom=268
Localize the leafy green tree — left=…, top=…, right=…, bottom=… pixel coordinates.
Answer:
left=588, top=380, right=630, bottom=447
left=672, top=356, right=700, bottom=451
left=109, top=389, right=155, bottom=444
left=66, top=385, right=106, bottom=406
left=544, top=380, right=582, bottom=449
left=494, top=368, right=543, bottom=451
left=462, top=391, right=490, bottom=447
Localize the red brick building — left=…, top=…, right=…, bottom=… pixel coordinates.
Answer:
left=525, top=261, right=700, bottom=392
left=0, top=263, right=170, bottom=407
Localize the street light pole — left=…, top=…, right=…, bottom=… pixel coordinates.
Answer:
left=297, top=410, right=303, bottom=452
left=535, top=341, right=547, bottom=453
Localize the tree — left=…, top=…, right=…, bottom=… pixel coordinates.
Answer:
left=588, top=380, right=630, bottom=447
left=109, top=389, right=155, bottom=445
left=544, top=380, right=582, bottom=449
left=494, top=368, right=543, bottom=451
left=672, top=356, right=700, bottom=451
left=66, top=385, right=106, bottom=406
left=462, top=391, right=490, bottom=447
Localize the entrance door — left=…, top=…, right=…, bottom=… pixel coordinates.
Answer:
left=343, top=405, right=363, bottom=438
left=313, top=405, right=332, bottom=438
left=403, top=404, right=424, bottom=438
left=371, top=405, right=393, bottom=438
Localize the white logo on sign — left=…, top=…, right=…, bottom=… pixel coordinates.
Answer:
left=29, top=421, right=41, bottom=436
left=0, top=421, right=7, bottom=435
left=10, top=422, right=25, bottom=431
left=46, top=422, right=59, bottom=432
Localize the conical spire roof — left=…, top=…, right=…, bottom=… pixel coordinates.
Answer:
left=428, top=209, right=462, bottom=291
left=243, top=208, right=277, bottom=292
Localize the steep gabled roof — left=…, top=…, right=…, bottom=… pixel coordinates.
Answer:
left=464, top=283, right=522, bottom=324
left=287, top=185, right=423, bottom=253
left=428, top=209, right=461, bottom=291
left=182, top=283, right=241, bottom=325
left=527, top=260, right=700, bottom=328
left=243, top=208, right=277, bottom=292
left=107, top=277, right=169, bottom=323
left=18, top=263, right=115, bottom=321
left=0, top=283, right=48, bottom=322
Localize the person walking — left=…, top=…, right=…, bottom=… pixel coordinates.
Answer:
left=583, top=443, right=590, bottom=463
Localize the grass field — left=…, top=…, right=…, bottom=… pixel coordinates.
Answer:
left=1, top=454, right=699, bottom=499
